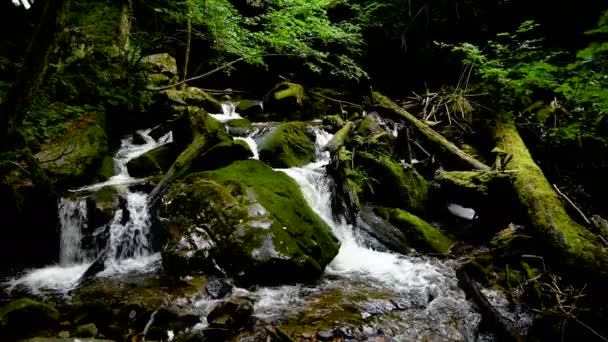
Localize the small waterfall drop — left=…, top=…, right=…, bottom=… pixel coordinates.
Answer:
left=210, top=102, right=242, bottom=122
left=7, top=129, right=171, bottom=294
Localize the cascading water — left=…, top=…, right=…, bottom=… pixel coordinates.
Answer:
left=210, top=101, right=243, bottom=122
left=6, top=129, right=171, bottom=294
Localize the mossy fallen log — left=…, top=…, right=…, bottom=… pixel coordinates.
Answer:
left=492, top=113, right=608, bottom=283
left=324, top=121, right=353, bottom=153
left=371, top=92, right=491, bottom=171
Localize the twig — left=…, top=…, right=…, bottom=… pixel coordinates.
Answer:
left=148, top=53, right=301, bottom=91
left=141, top=306, right=161, bottom=342
left=552, top=184, right=591, bottom=225
left=412, top=141, right=431, bottom=158
left=9, top=161, right=31, bottom=175
left=309, top=91, right=362, bottom=108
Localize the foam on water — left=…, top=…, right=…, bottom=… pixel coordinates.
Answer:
left=209, top=102, right=243, bottom=122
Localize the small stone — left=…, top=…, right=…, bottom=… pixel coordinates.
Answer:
left=301, top=332, right=313, bottom=339
left=316, top=330, right=334, bottom=340
left=205, top=278, right=233, bottom=299
left=73, top=322, right=98, bottom=337
left=58, top=331, right=70, bottom=338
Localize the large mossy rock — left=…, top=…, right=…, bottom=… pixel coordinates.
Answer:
left=142, top=53, right=178, bottom=76
left=159, top=160, right=340, bottom=284
left=126, top=145, right=177, bottom=178
left=357, top=152, right=429, bottom=214
left=190, top=140, right=252, bottom=172
left=258, top=122, right=315, bottom=168
left=374, top=207, right=454, bottom=254
left=34, top=111, right=108, bottom=188
left=0, top=298, right=60, bottom=339
left=161, top=87, right=222, bottom=113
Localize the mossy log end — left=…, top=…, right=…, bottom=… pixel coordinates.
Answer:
left=493, top=113, right=608, bottom=283
left=372, top=92, right=491, bottom=171
left=324, top=121, right=353, bottom=153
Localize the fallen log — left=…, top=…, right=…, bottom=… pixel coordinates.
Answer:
left=324, top=121, right=354, bottom=153
left=492, top=112, right=608, bottom=283
left=371, top=92, right=491, bottom=171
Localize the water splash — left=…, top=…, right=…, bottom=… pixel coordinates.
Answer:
left=210, top=102, right=243, bottom=122
left=58, top=197, right=88, bottom=265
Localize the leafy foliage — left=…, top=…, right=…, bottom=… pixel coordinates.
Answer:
left=157, top=0, right=367, bottom=80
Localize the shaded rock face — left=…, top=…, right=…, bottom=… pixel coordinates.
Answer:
left=142, top=53, right=178, bottom=76
left=190, top=140, right=252, bottom=172
left=373, top=207, right=455, bottom=254
left=357, top=152, right=429, bottom=214
left=0, top=298, right=60, bottom=340
left=126, top=144, right=177, bottom=178
left=160, top=87, right=222, bottom=113
left=159, top=160, right=339, bottom=285
left=34, top=111, right=108, bottom=188
left=258, top=122, right=315, bottom=168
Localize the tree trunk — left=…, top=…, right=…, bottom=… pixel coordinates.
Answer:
left=492, top=112, right=608, bottom=283
left=181, top=11, right=192, bottom=86
left=1, top=0, right=71, bottom=142
left=112, top=0, right=132, bottom=56
left=372, top=92, right=491, bottom=171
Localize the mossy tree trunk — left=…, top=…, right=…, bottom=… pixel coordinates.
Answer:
left=492, top=112, right=608, bottom=283
left=112, top=0, right=132, bottom=56
left=372, top=92, right=491, bottom=171
left=1, top=0, right=71, bottom=142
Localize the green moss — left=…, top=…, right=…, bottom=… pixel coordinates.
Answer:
left=0, top=298, right=60, bottom=339
left=226, top=118, right=252, bottom=128
left=142, top=53, right=178, bottom=76
left=160, top=160, right=339, bottom=284
left=258, top=122, right=315, bottom=168
left=96, top=155, right=115, bottom=181
left=273, top=83, right=306, bottom=104
left=34, top=111, right=108, bottom=187
left=358, top=152, right=429, bottom=214
left=191, top=140, right=252, bottom=171
left=375, top=207, right=454, bottom=254
left=126, top=145, right=176, bottom=178
left=161, top=87, right=222, bottom=113
left=357, top=115, right=383, bottom=136
left=322, top=114, right=345, bottom=133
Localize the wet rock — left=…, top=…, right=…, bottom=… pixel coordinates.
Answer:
left=34, top=109, right=108, bottom=188
left=207, top=298, right=253, bottom=330
left=373, top=207, right=455, bottom=254
left=126, top=144, right=177, bottom=178
left=237, top=99, right=264, bottom=120
left=142, top=53, right=178, bottom=76
left=73, top=323, right=98, bottom=338
left=226, top=118, right=253, bottom=136
left=357, top=152, right=429, bottom=214
left=322, top=114, right=345, bottom=133
left=316, top=330, right=334, bottom=340
left=96, top=156, right=114, bottom=182
left=0, top=298, right=60, bottom=339
left=161, top=87, right=222, bottom=113
left=159, top=160, right=340, bottom=284
left=190, top=140, right=252, bottom=172
left=258, top=122, right=315, bottom=168
left=358, top=207, right=409, bottom=255
left=206, top=278, right=233, bottom=299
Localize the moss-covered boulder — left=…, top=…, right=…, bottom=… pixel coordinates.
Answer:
left=237, top=100, right=264, bottom=119
left=126, top=145, right=177, bottom=178
left=258, top=122, right=315, bottom=168
left=34, top=111, right=108, bottom=187
left=142, top=53, right=178, bottom=76
left=226, top=118, right=253, bottom=136
left=357, top=114, right=383, bottom=136
left=374, top=207, right=454, bottom=254
left=95, top=156, right=114, bottom=182
left=191, top=140, right=252, bottom=171
left=357, top=152, right=429, bottom=214
left=161, top=87, right=222, bottom=113
left=0, top=298, right=60, bottom=339
left=159, top=160, right=339, bottom=284
left=322, top=114, right=345, bottom=133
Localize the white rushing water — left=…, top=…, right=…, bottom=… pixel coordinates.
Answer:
left=242, top=126, right=482, bottom=340
left=6, top=129, right=171, bottom=294
left=210, top=102, right=243, bottom=122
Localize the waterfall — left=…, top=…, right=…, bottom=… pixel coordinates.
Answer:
left=58, top=198, right=88, bottom=265
left=210, top=102, right=243, bottom=122
left=7, top=129, right=171, bottom=293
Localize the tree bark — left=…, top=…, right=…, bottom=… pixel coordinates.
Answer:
left=180, top=10, right=192, bottom=89
left=492, top=112, right=608, bottom=283
left=1, top=0, right=71, bottom=142
left=112, top=0, right=132, bottom=56
left=372, top=92, right=491, bottom=171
